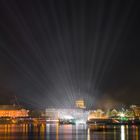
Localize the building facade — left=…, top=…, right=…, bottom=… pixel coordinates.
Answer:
left=0, top=105, right=29, bottom=118
left=75, top=99, right=86, bottom=109
left=45, top=108, right=89, bottom=122
left=130, top=105, right=140, bottom=118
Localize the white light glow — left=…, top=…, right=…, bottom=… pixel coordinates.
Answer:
left=121, top=125, right=125, bottom=140
left=76, top=120, right=86, bottom=125
left=63, top=115, right=73, bottom=120
left=119, top=113, right=125, bottom=117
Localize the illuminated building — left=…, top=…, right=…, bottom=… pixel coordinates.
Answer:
left=110, top=109, right=118, bottom=117
left=0, top=105, right=29, bottom=118
left=88, top=109, right=108, bottom=120
left=45, top=100, right=88, bottom=123
left=130, top=105, right=140, bottom=118
left=45, top=108, right=59, bottom=120
left=75, top=99, right=86, bottom=109
left=45, top=108, right=89, bottom=123
left=45, top=99, right=89, bottom=123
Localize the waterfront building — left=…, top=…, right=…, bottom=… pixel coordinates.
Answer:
left=0, top=105, right=29, bottom=118
left=130, top=105, right=140, bottom=118
left=45, top=108, right=89, bottom=123
left=45, top=108, right=59, bottom=120
left=109, top=109, right=118, bottom=117
left=45, top=99, right=88, bottom=122
left=75, top=99, right=86, bottom=109
left=88, top=109, right=108, bottom=120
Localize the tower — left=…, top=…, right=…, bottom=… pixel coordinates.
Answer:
left=75, top=99, right=86, bottom=109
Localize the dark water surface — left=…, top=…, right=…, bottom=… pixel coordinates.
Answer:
left=0, top=124, right=139, bottom=140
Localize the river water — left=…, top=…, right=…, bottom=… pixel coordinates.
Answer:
left=0, top=124, right=139, bottom=140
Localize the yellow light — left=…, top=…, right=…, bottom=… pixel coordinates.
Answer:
left=119, top=113, right=125, bottom=117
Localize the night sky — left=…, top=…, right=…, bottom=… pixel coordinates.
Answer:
left=0, top=0, right=140, bottom=109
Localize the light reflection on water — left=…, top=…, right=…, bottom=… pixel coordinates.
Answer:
left=0, top=124, right=139, bottom=140
left=121, top=125, right=125, bottom=140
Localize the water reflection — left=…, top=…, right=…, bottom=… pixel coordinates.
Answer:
left=46, top=124, right=50, bottom=140
left=0, top=124, right=140, bottom=140
left=136, top=126, right=138, bottom=140
left=87, top=128, right=90, bottom=140
left=113, top=126, right=116, bottom=140
left=121, top=125, right=125, bottom=140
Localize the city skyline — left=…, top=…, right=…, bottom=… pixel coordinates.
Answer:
left=0, top=0, right=140, bottom=109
